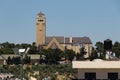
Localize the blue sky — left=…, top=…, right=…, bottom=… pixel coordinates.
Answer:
left=0, top=0, right=120, bottom=45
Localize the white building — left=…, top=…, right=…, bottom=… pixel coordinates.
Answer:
left=72, top=59, right=120, bottom=80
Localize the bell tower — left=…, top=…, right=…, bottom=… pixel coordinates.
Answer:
left=36, top=12, right=46, bottom=48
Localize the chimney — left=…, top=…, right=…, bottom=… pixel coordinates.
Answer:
left=69, top=36, right=73, bottom=43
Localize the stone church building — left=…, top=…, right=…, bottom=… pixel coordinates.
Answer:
left=36, top=12, right=92, bottom=58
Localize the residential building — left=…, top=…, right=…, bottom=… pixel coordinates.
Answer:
left=72, top=59, right=120, bottom=80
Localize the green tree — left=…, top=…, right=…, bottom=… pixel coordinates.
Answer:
left=64, top=49, right=75, bottom=61
left=41, top=49, right=63, bottom=64
left=90, top=47, right=98, bottom=60
left=54, top=49, right=63, bottom=61
left=112, top=41, right=120, bottom=58
left=2, top=42, right=15, bottom=48
left=95, top=42, right=104, bottom=53
left=7, top=56, right=12, bottom=65
left=29, top=42, right=37, bottom=54
left=94, top=42, right=105, bottom=59
left=20, top=43, right=31, bottom=48
left=0, top=42, right=15, bottom=54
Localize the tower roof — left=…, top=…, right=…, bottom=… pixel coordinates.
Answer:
left=37, top=12, right=45, bottom=16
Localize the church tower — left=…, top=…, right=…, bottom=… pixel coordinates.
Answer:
left=36, top=12, right=46, bottom=48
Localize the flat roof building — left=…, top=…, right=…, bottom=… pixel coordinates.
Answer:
left=72, top=59, right=120, bottom=80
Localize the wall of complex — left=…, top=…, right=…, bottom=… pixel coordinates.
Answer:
left=66, top=43, right=92, bottom=58
left=78, top=69, right=120, bottom=79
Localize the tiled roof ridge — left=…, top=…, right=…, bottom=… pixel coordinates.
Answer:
left=45, top=36, right=92, bottom=44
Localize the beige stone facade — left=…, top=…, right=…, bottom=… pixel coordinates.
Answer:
left=36, top=12, right=92, bottom=58
left=72, top=59, right=120, bottom=79
left=36, top=12, right=46, bottom=48
left=77, top=69, right=120, bottom=79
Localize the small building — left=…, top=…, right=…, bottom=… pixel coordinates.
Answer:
left=72, top=59, right=120, bottom=80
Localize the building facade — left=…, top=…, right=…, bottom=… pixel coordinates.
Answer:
left=36, top=12, right=92, bottom=58
left=72, top=59, right=120, bottom=80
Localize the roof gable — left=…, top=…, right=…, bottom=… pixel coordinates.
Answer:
left=45, top=37, right=64, bottom=50
left=45, top=36, right=64, bottom=44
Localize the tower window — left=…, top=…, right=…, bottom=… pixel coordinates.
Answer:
left=38, top=20, right=43, bottom=22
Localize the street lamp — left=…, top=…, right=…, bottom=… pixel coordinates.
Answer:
left=13, top=48, right=30, bottom=80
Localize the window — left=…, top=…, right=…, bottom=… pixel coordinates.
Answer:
left=108, top=73, right=118, bottom=80
left=38, top=19, right=43, bottom=22
left=85, top=72, right=96, bottom=80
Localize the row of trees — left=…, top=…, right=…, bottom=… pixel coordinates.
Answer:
left=91, top=41, right=120, bottom=59
left=0, top=42, right=37, bottom=54
left=39, top=49, right=76, bottom=64
left=7, top=55, right=31, bottom=65
left=5, top=48, right=86, bottom=65
left=0, top=42, right=86, bottom=64
left=1, top=41, right=120, bottom=63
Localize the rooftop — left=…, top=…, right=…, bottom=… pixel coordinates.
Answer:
left=45, top=36, right=92, bottom=44
left=72, top=59, right=120, bottom=69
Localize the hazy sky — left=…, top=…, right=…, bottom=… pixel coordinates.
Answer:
left=0, top=0, right=120, bottom=45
